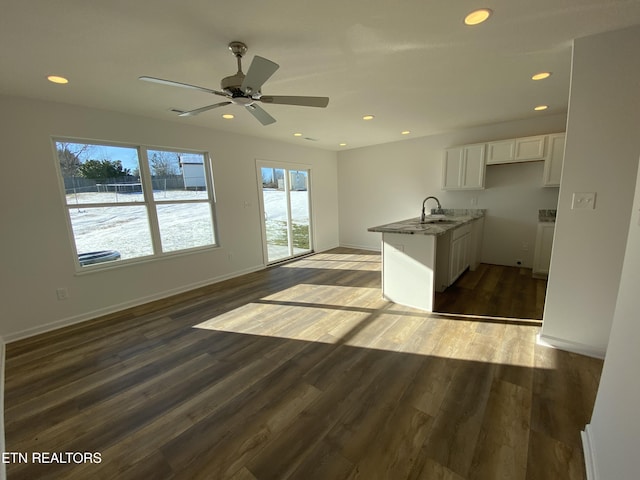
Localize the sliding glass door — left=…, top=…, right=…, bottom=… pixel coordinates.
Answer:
left=258, top=162, right=313, bottom=264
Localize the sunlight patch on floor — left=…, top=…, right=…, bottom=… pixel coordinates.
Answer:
left=194, top=283, right=540, bottom=367
left=281, top=253, right=381, bottom=271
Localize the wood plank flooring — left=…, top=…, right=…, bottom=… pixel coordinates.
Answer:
left=434, top=263, right=547, bottom=321
left=4, top=248, right=603, bottom=480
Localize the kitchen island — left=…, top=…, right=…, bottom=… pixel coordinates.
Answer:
left=368, top=209, right=485, bottom=312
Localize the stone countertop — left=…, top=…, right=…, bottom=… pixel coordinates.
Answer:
left=368, top=209, right=485, bottom=237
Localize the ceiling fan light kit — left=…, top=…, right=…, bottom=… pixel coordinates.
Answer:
left=140, top=41, right=329, bottom=126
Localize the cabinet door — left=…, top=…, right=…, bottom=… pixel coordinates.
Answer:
left=449, top=233, right=471, bottom=284
left=543, top=133, right=565, bottom=187
left=515, top=135, right=546, bottom=161
left=442, top=147, right=463, bottom=189
left=449, top=238, right=461, bottom=284
left=461, top=234, right=471, bottom=271
left=461, top=144, right=485, bottom=189
left=533, top=223, right=555, bottom=277
left=486, top=139, right=515, bottom=164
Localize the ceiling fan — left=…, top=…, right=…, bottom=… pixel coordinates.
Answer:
left=139, top=41, right=329, bottom=126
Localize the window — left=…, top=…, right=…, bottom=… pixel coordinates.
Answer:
left=54, top=139, right=218, bottom=268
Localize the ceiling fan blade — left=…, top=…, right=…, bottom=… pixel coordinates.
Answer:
left=178, top=101, right=232, bottom=117
left=246, top=104, right=276, bottom=126
left=260, top=95, right=329, bottom=108
left=139, top=76, right=227, bottom=97
left=241, top=56, right=279, bottom=95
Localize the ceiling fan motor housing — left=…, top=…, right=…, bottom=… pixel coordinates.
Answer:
left=220, top=73, right=245, bottom=94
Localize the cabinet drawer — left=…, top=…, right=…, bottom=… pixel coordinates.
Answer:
left=452, top=223, right=471, bottom=241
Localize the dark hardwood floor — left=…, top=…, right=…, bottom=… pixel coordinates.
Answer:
left=4, top=248, right=602, bottom=479
left=434, top=262, right=547, bottom=321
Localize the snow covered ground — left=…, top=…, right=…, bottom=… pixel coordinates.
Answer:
left=262, top=189, right=309, bottom=223
left=66, top=189, right=310, bottom=265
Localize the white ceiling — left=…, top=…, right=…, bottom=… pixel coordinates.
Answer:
left=2, top=0, right=640, bottom=151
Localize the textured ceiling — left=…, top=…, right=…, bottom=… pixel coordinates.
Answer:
left=2, top=0, right=640, bottom=150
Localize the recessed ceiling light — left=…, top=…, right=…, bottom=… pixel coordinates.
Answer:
left=464, top=8, right=492, bottom=26
left=47, top=75, right=69, bottom=84
left=222, top=113, right=234, bottom=119
left=531, top=72, right=552, bottom=81
left=293, top=132, right=303, bottom=137
left=362, top=115, right=375, bottom=121
left=339, top=143, right=347, bottom=147
left=401, top=130, right=411, bottom=135
left=534, top=105, right=549, bottom=111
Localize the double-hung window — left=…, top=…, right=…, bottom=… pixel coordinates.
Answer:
left=54, top=139, right=218, bottom=268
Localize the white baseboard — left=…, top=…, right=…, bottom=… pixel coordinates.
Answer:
left=537, top=333, right=606, bottom=359
left=338, top=242, right=381, bottom=252
left=3, top=264, right=264, bottom=344
left=582, top=424, right=598, bottom=480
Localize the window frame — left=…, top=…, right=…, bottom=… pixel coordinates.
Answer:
left=52, top=137, right=220, bottom=272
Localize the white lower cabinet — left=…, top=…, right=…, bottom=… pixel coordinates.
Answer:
left=435, top=220, right=481, bottom=291
left=533, top=222, right=555, bottom=277
left=382, top=232, right=437, bottom=311
left=449, top=223, right=472, bottom=284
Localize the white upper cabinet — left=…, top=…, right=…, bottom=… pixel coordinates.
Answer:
left=486, top=135, right=547, bottom=164
left=543, top=133, right=565, bottom=187
left=486, top=139, right=516, bottom=164
left=444, top=132, right=564, bottom=189
left=514, top=135, right=546, bottom=161
left=442, top=143, right=485, bottom=190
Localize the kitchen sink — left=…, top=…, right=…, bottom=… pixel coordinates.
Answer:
left=420, top=218, right=459, bottom=224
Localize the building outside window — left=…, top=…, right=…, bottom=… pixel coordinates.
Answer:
left=54, top=139, right=218, bottom=268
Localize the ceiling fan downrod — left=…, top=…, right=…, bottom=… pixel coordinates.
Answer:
left=228, top=41, right=247, bottom=72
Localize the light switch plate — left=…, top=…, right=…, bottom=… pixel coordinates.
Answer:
left=572, top=192, right=596, bottom=210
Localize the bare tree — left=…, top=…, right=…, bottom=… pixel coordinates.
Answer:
left=56, top=142, right=93, bottom=177
left=149, top=151, right=179, bottom=177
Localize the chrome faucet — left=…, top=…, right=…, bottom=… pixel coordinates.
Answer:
left=420, top=196, right=443, bottom=222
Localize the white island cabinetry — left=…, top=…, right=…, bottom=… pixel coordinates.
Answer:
left=382, top=233, right=437, bottom=311
left=449, top=223, right=472, bottom=285
left=370, top=212, right=485, bottom=312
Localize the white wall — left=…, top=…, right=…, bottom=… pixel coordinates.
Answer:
left=0, top=95, right=339, bottom=341
left=541, top=26, right=640, bottom=357
left=582, top=156, right=640, bottom=480
left=337, top=114, right=565, bottom=267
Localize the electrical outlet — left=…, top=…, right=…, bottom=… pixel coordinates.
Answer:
left=572, top=192, right=596, bottom=210
left=522, top=241, right=529, bottom=251
left=56, top=288, right=69, bottom=300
